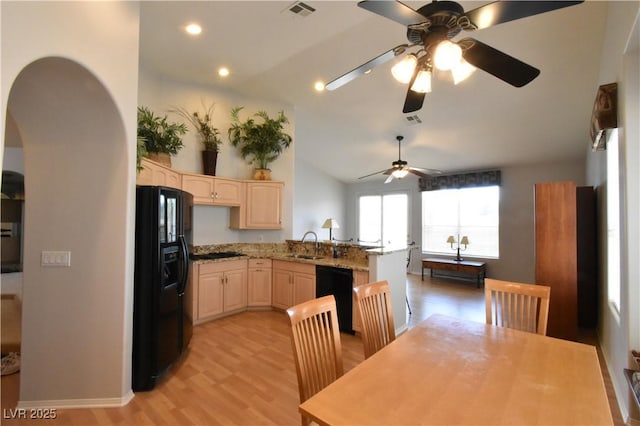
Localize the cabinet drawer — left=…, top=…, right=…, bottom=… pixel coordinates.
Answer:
left=199, top=259, right=247, bottom=274
left=272, top=260, right=315, bottom=275
left=249, top=258, right=272, bottom=268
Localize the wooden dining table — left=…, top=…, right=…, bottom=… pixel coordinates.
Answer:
left=299, top=313, right=613, bottom=425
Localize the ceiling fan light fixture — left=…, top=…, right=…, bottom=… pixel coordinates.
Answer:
left=392, top=168, right=409, bottom=178
left=433, top=40, right=462, bottom=71
left=391, top=54, right=418, bottom=84
left=411, top=68, right=432, bottom=93
left=451, top=58, right=477, bottom=84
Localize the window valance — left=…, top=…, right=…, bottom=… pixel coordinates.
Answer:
left=419, top=170, right=501, bottom=191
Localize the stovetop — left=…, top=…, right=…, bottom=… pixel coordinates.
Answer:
left=189, top=252, right=243, bottom=261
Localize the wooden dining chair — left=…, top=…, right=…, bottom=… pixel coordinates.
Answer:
left=287, top=295, right=344, bottom=426
left=485, top=278, right=551, bottom=335
left=353, top=280, right=396, bottom=359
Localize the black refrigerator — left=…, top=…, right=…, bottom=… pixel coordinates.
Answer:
left=133, top=186, right=193, bottom=391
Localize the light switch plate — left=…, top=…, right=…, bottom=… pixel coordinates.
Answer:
left=41, top=251, right=71, bottom=267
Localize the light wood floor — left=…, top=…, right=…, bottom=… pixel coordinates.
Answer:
left=1, top=274, right=625, bottom=425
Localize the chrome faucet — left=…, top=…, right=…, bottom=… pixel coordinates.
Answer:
left=301, top=231, right=319, bottom=255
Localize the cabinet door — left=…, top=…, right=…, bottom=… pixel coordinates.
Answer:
left=352, top=271, right=370, bottom=333
left=293, top=272, right=316, bottom=306
left=213, top=178, right=242, bottom=206
left=198, top=272, right=224, bottom=318
left=248, top=267, right=272, bottom=307
left=245, top=182, right=283, bottom=229
left=182, top=174, right=215, bottom=205
left=223, top=268, right=247, bottom=312
left=272, top=269, right=293, bottom=309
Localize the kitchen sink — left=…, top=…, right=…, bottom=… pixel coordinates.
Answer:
left=287, top=254, right=324, bottom=260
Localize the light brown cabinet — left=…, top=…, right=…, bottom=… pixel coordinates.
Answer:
left=351, top=270, right=370, bottom=333
left=271, top=260, right=315, bottom=310
left=534, top=181, right=596, bottom=341
left=230, top=181, right=283, bottom=230
left=189, top=259, right=248, bottom=323
left=181, top=173, right=242, bottom=206
left=247, top=258, right=272, bottom=307
left=136, top=158, right=181, bottom=189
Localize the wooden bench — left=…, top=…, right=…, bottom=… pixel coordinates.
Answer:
left=422, top=258, right=487, bottom=288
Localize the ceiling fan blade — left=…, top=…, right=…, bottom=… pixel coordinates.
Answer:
left=384, top=174, right=395, bottom=184
left=464, top=1, right=584, bottom=30
left=358, top=169, right=389, bottom=179
left=409, top=167, right=442, bottom=176
left=358, top=0, right=428, bottom=27
left=326, top=45, right=408, bottom=91
left=460, top=38, right=540, bottom=87
left=402, top=67, right=426, bottom=113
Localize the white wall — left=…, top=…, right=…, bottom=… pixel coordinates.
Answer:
left=345, top=160, right=584, bottom=281
left=292, top=158, right=346, bottom=241
left=586, top=2, right=640, bottom=422
left=2, top=1, right=140, bottom=407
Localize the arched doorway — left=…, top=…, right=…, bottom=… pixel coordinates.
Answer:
left=4, top=57, right=133, bottom=405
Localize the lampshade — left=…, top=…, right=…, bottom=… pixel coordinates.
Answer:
left=322, top=218, right=340, bottom=229
left=391, top=168, right=409, bottom=178
left=451, top=59, right=476, bottom=85
left=434, top=40, right=462, bottom=71
left=391, top=54, right=417, bottom=84
left=410, top=68, right=432, bottom=93
left=460, top=236, right=470, bottom=245
left=446, top=235, right=456, bottom=244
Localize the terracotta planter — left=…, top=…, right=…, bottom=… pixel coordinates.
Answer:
left=202, top=150, right=218, bottom=176
left=147, top=152, right=171, bottom=167
left=253, top=168, right=271, bottom=180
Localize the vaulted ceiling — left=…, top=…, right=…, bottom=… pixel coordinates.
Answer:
left=139, top=1, right=608, bottom=183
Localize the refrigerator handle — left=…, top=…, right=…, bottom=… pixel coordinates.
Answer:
left=177, top=235, right=189, bottom=296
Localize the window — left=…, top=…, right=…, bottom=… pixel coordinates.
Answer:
left=606, top=129, right=621, bottom=311
left=358, top=193, right=408, bottom=248
left=422, top=186, right=499, bottom=258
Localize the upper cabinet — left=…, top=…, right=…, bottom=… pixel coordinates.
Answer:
left=181, top=173, right=242, bottom=206
left=230, top=181, right=283, bottom=230
left=137, top=158, right=181, bottom=189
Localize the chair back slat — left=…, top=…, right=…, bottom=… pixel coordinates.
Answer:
left=485, top=278, right=551, bottom=335
left=353, top=280, right=396, bottom=359
left=287, top=295, right=343, bottom=408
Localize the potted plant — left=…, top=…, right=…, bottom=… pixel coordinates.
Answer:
left=137, top=106, right=187, bottom=167
left=228, top=107, right=293, bottom=180
left=171, top=100, right=223, bottom=176
left=136, top=135, right=148, bottom=172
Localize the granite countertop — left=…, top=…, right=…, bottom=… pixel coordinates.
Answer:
left=191, top=252, right=369, bottom=272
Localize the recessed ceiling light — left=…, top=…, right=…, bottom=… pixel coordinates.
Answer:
left=218, top=67, right=230, bottom=77
left=185, top=23, right=202, bottom=35
left=314, top=81, right=325, bottom=92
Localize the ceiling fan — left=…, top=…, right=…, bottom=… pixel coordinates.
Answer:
left=359, top=136, right=441, bottom=184
left=325, top=0, right=584, bottom=113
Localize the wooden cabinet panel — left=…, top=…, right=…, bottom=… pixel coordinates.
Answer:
left=352, top=271, right=370, bottom=333
left=248, top=259, right=272, bottom=307
left=198, top=272, right=224, bottom=319
left=272, top=268, right=293, bottom=310
left=223, top=268, right=247, bottom=311
left=182, top=174, right=242, bottom=206
left=192, top=259, right=248, bottom=323
left=272, top=260, right=315, bottom=310
left=230, top=181, right=283, bottom=230
left=535, top=181, right=595, bottom=340
left=137, top=158, right=181, bottom=189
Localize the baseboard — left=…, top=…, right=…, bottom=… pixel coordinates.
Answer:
left=17, top=390, right=134, bottom=409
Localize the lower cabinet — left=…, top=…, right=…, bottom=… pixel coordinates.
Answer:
left=248, top=259, right=272, bottom=307
left=191, top=259, right=248, bottom=323
left=272, top=260, right=316, bottom=310
left=351, top=270, right=370, bottom=333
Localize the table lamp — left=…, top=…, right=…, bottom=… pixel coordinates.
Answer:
left=446, top=235, right=469, bottom=261
left=321, top=218, right=340, bottom=241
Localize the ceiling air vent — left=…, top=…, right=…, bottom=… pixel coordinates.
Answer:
left=405, top=115, right=422, bottom=125
left=286, top=1, right=316, bottom=17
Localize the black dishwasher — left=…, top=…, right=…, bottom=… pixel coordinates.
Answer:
left=316, top=265, right=353, bottom=334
